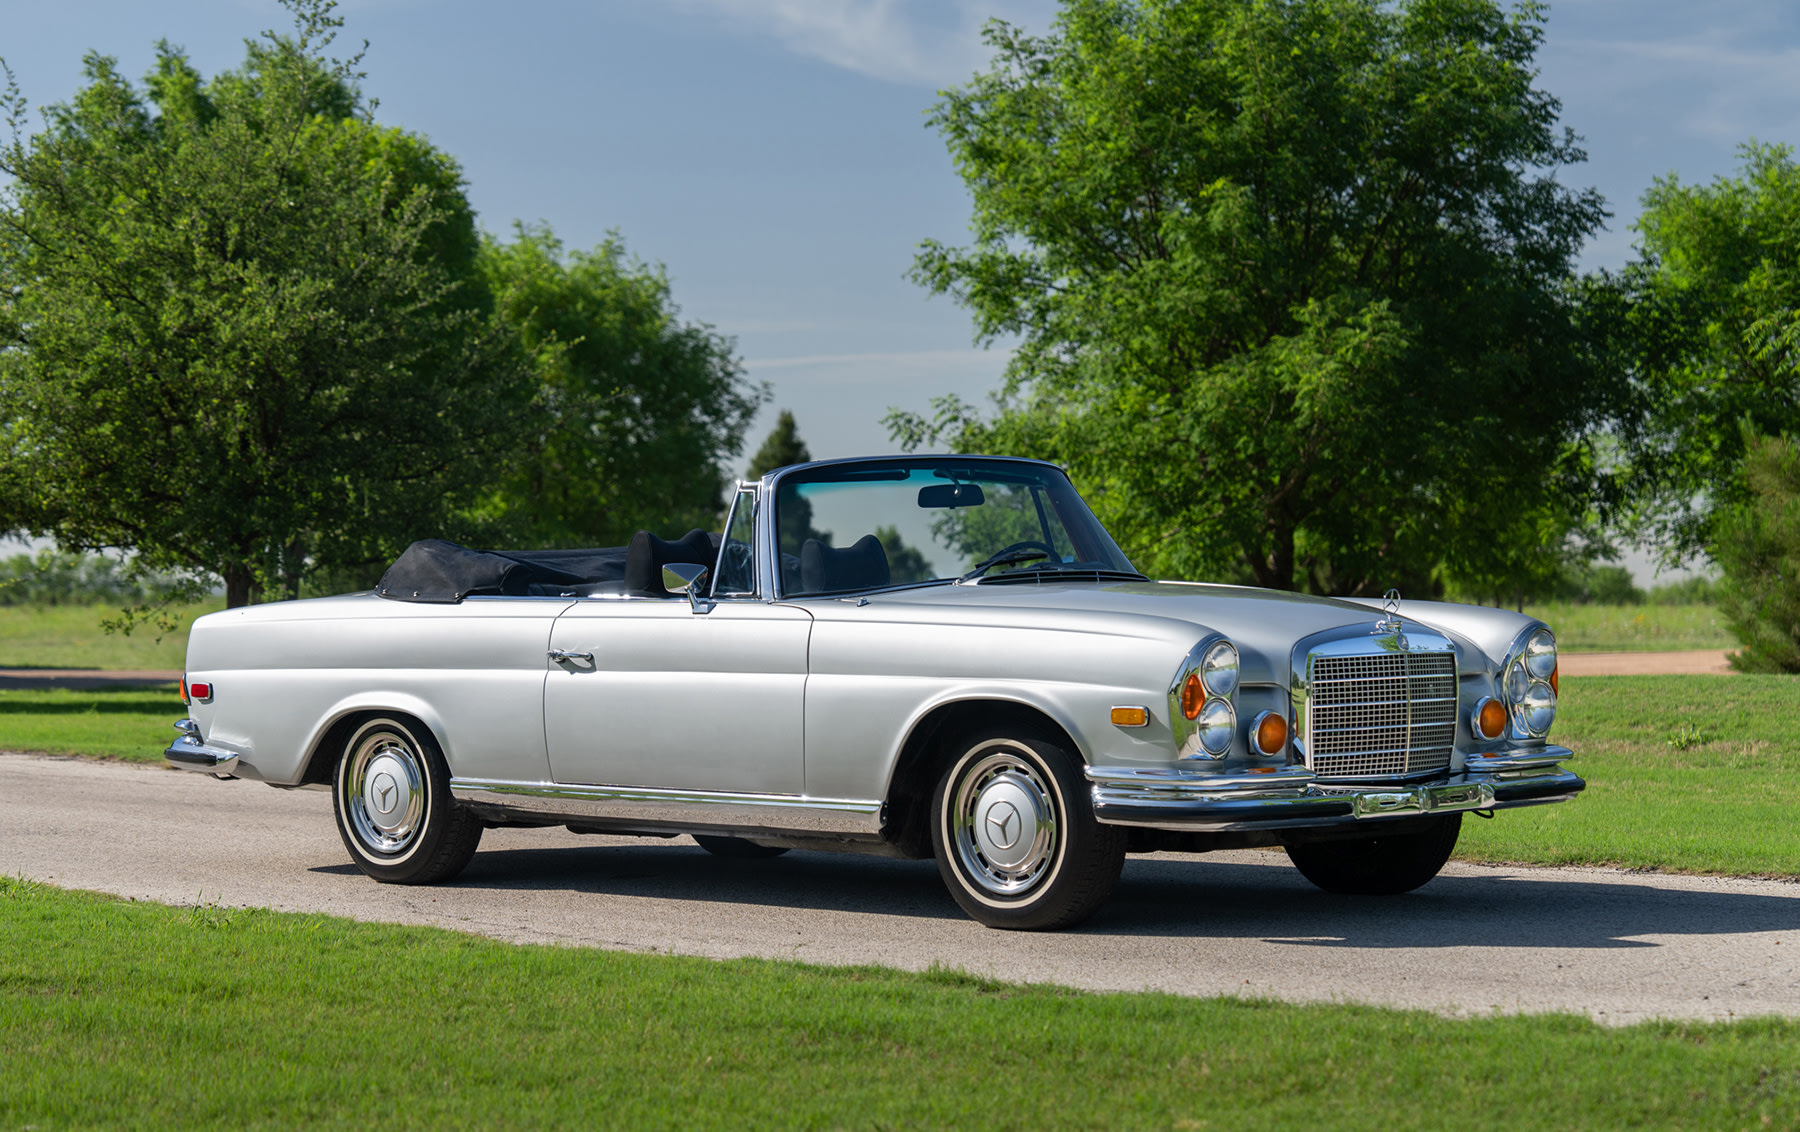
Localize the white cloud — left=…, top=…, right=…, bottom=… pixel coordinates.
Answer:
left=745, top=347, right=1011, bottom=383
left=1549, top=31, right=1800, bottom=149
left=665, top=0, right=1057, bottom=87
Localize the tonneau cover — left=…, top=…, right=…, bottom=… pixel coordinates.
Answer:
left=376, top=539, right=630, bottom=603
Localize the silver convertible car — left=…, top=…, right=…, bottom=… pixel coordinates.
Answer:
left=167, top=455, right=1580, bottom=930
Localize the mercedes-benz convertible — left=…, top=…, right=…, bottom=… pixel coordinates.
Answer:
left=167, top=455, right=1581, bottom=929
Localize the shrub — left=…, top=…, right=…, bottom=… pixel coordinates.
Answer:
left=0, top=550, right=152, bottom=606
left=1713, top=431, right=1800, bottom=672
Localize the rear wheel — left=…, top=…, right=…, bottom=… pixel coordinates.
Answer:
left=332, top=716, right=482, bottom=884
left=930, top=726, right=1125, bottom=930
left=693, top=835, right=790, bottom=859
left=1284, top=814, right=1462, bottom=895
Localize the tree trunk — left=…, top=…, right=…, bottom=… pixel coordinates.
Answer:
left=1246, top=521, right=1298, bottom=591
left=223, top=564, right=254, bottom=609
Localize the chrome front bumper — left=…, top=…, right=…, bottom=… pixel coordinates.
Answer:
left=1087, top=746, right=1581, bottom=832
left=164, top=719, right=240, bottom=777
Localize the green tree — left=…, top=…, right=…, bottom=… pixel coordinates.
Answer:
left=0, top=1, right=530, bottom=607
left=1610, top=144, right=1800, bottom=561
left=476, top=225, right=764, bottom=548
left=748, top=410, right=828, bottom=551
left=895, top=0, right=1613, bottom=594
left=747, top=409, right=812, bottom=479
left=1714, top=427, right=1800, bottom=673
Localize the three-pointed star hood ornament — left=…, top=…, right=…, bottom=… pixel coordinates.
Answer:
left=1374, top=587, right=1404, bottom=633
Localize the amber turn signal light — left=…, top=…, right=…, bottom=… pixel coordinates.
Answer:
left=1111, top=706, right=1149, bottom=728
left=1181, top=672, right=1204, bottom=720
left=1250, top=710, right=1288, bottom=756
left=1474, top=697, right=1507, bottom=741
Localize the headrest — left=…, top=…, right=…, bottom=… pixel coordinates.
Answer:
left=799, top=535, right=890, bottom=594
left=624, top=528, right=719, bottom=597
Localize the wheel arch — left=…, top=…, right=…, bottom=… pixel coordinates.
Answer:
left=882, top=696, right=1084, bottom=859
left=297, top=695, right=452, bottom=787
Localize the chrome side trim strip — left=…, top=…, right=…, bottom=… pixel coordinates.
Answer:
left=449, top=778, right=884, bottom=836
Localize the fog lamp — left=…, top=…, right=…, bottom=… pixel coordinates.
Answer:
left=1472, top=697, right=1506, bottom=741
left=1250, top=710, right=1288, bottom=757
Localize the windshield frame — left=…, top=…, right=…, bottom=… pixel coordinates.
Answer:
left=762, top=455, right=1138, bottom=601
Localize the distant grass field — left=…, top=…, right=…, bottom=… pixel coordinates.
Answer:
left=0, top=599, right=220, bottom=670
left=1457, top=674, right=1800, bottom=876
left=0, top=686, right=182, bottom=760
left=1, top=880, right=1796, bottom=1131
left=1523, top=601, right=1734, bottom=652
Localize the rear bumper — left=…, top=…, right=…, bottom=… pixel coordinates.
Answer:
left=164, top=719, right=240, bottom=777
left=1087, top=746, right=1582, bottom=832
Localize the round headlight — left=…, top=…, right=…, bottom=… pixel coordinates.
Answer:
left=1525, top=629, right=1557, bottom=679
left=1505, top=661, right=1530, bottom=703
left=1201, top=641, right=1239, bottom=697
left=1517, top=680, right=1556, bottom=735
left=1197, top=697, right=1234, bottom=756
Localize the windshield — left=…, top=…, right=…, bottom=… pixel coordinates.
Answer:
left=772, top=459, right=1137, bottom=597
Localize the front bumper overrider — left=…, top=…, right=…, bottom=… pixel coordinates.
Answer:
left=1087, top=746, right=1582, bottom=832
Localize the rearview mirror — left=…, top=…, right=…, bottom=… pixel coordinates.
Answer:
left=918, top=483, right=986, bottom=509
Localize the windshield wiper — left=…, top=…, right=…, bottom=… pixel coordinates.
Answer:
left=957, top=549, right=1049, bottom=584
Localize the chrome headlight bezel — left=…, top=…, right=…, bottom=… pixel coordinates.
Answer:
left=1169, top=635, right=1240, bottom=761
left=1499, top=625, right=1557, bottom=740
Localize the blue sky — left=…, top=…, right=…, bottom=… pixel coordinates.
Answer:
left=6, top=0, right=1799, bottom=513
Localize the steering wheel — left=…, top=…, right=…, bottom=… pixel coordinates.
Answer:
left=986, top=540, right=1059, bottom=569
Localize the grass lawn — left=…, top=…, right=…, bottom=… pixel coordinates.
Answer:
left=1458, top=674, right=1800, bottom=876
left=0, top=599, right=221, bottom=670
left=0, top=686, right=183, bottom=760
left=1523, top=601, right=1735, bottom=652
left=1, top=879, right=1795, bottom=1131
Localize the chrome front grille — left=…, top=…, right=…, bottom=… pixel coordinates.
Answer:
left=1305, top=651, right=1457, bottom=778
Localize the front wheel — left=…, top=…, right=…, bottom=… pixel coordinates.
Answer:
left=930, top=727, right=1125, bottom=930
left=1284, top=814, right=1462, bottom=895
left=332, top=716, right=482, bottom=884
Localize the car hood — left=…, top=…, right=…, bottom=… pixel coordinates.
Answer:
left=811, top=580, right=1539, bottom=683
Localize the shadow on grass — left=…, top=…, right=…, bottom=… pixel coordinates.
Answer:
left=315, top=837, right=1800, bottom=943
left=0, top=692, right=180, bottom=715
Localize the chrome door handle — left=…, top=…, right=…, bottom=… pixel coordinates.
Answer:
left=548, top=648, right=595, bottom=666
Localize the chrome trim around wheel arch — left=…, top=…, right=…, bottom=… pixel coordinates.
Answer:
left=449, top=778, right=884, bottom=837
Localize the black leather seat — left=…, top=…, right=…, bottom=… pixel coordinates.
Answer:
left=799, top=535, right=891, bottom=594
left=623, top=528, right=719, bottom=597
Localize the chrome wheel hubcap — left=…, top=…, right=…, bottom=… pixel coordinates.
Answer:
left=346, top=730, right=425, bottom=854
left=951, top=749, right=1058, bottom=897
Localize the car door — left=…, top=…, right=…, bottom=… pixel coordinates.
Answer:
left=541, top=490, right=811, bottom=795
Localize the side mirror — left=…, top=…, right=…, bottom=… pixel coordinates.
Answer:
left=661, top=562, right=712, bottom=613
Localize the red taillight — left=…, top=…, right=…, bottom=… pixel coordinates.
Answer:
left=189, top=682, right=212, bottom=702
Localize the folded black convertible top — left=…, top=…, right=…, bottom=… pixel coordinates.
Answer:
left=376, top=540, right=630, bottom=603
left=376, top=529, right=719, bottom=603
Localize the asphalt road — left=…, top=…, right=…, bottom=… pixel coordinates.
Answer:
left=4, top=753, right=1795, bottom=1025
